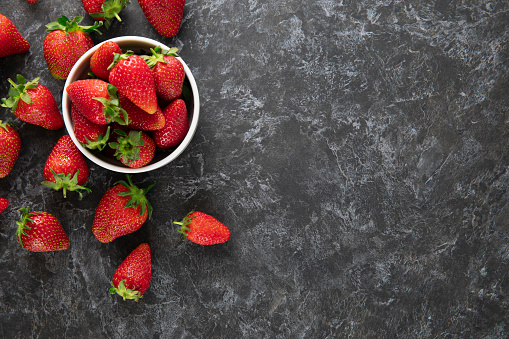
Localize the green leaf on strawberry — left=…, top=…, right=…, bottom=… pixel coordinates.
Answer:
left=109, top=129, right=143, bottom=165
left=46, top=15, right=103, bottom=35
left=93, top=84, right=129, bottom=125
left=1, top=75, right=39, bottom=112
left=41, top=168, right=91, bottom=200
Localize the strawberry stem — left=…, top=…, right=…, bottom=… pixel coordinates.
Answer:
left=173, top=211, right=196, bottom=240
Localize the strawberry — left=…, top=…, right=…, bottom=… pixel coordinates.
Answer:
left=70, top=103, right=111, bottom=150
left=109, top=129, right=156, bottom=168
left=0, top=198, right=9, bottom=215
left=1, top=75, right=64, bottom=130
left=119, top=93, right=165, bottom=131
left=0, top=14, right=30, bottom=58
left=143, top=46, right=185, bottom=102
left=16, top=207, right=70, bottom=252
left=0, top=120, right=21, bottom=178
left=27, top=0, right=38, bottom=3
left=90, top=40, right=122, bottom=80
left=109, top=243, right=151, bottom=301
left=153, top=98, right=188, bottom=149
left=67, top=79, right=128, bottom=125
left=138, top=0, right=185, bottom=38
left=44, top=15, right=102, bottom=80
left=92, top=174, right=154, bottom=243
left=108, top=52, right=158, bottom=114
left=41, top=135, right=91, bottom=200
left=81, top=0, right=130, bottom=29
left=174, top=211, right=230, bottom=245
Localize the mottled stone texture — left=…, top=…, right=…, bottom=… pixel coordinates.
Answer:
left=0, top=0, right=507, bottom=338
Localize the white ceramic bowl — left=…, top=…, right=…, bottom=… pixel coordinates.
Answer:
left=62, top=36, right=200, bottom=173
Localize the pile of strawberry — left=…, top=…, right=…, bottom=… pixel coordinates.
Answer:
left=0, top=0, right=232, bottom=302
left=68, top=41, right=190, bottom=168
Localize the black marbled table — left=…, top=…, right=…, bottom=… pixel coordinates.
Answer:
left=0, top=1, right=507, bottom=338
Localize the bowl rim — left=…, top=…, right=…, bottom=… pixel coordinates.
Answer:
left=62, top=36, right=200, bottom=173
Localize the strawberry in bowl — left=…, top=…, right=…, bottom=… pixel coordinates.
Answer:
left=62, top=36, right=200, bottom=173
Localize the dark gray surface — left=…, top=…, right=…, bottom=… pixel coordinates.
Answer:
left=0, top=0, right=508, bottom=338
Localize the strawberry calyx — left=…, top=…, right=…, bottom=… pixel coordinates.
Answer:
left=46, top=15, right=103, bottom=35
left=107, top=50, right=134, bottom=70
left=16, top=207, right=41, bottom=247
left=115, top=174, right=154, bottom=218
left=109, top=130, right=143, bottom=165
left=89, top=0, right=130, bottom=29
left=93, top=84, right=129, bottom=125
left=109, top=279, right=143, bottom=301
left=1, top=74, right=39, bottom=113
left=142, top=46, right=180, bottom=68
left=0, top=120, right=14, bottom=132
left=174, top=211, right=196, bottom=240
left=82, top=126, right=111, bottom=151
left=41, top=168, right=91, bottom=200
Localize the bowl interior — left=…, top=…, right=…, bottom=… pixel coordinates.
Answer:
left=62, top=36, right=200, bottom=173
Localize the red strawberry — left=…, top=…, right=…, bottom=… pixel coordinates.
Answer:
left=90, top=40, right=122, bottom=80
left=67, top=79, right=128, bottom=125
left=70, top=103, right=111, bottom=150
left=44, top=15, right=102, bottom=80
left=143, top=46, right=185, bottom=102
left=109, top=243, right=152, bottom=301
left=92, top=175, right=154, bottom=243
left=0, top=121, right=21, bottom=178
left=174, top=211, right=230, bottom=245
left=108, top=52, right=158, bottom=114
left=0, top=14, right=30, bottom=58
left=16, top=207, right=70, bottom=252
left=153, top=98, right=188, bottom=149
left=41, top=135, right=91, bottom=200
left=109, top=129, right=156, bottom=168
left=119, top=93, right=165, bottom=131
left=0, top=198, right=9, bottom=215
left=81, top=0, right=130, bottom=29
left=138, top=0, right=185, bottom=38
left=1, top=75, right=64, bottom=130
left=27, top=0, right=38, bottom=3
